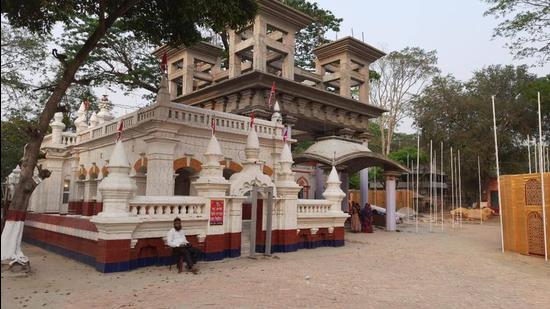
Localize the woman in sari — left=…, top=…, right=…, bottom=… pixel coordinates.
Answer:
left=361, top=203, right=374, bottom=233
left=350, top=202, right=362, bottom=232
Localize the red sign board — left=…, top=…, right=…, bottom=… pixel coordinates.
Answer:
left=210, top=200, right=224, bottom=225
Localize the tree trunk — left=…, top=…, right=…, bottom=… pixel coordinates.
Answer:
left=0, top=0, right=139, bottom=264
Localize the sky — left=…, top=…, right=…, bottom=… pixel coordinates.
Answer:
left=316, top=0, right=548, bottom=133
left=90, top=0, right=548, bottom=133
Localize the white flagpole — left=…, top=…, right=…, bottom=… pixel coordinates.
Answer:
left=441, top=142, right=444, bottom=231
left=416, top=132, right=420, bottom=233
left=492, top=95, right=505, bottom=253
left=429, top=140, right=433, bottom=232
left=478, top=155, right=483, bottom=225
left=451, top=147, right=455, bottom=228
left=458, top=149, right=463, bottom=228
left=536, top=92, right=548, bottom=261
left=527, top=134, right=532, bottom=173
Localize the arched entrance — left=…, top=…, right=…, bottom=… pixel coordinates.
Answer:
left=174, top=167, right=197, bottom=196
left=527, top=211, right=545, bottom=256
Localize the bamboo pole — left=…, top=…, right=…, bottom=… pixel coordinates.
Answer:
left=491, top=95, right=505, bottom=253
left=478, top=155, right=483, bottom=225
left=416, top=133, right=420, bottom=233
left=528, top=134, right=532, bottom=173
left=537, top=92, right=548, bottom=261
left=441, top=142, right=444, bottom=231
left=458, top=149, right=463, bottom=228
left=451, top=147, right=455, bottom=229
left=429, top=140, right=433, bottom=232
left=433, top=149, right=439, bottom=224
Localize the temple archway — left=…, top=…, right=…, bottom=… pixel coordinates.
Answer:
left=173, top=158, right=202, bottom=196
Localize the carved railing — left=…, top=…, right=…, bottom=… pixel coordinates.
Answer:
left=296, top=199, right=333, bottom=215
left=61, top=132, right=77, bottom=146
left=75, top=102, right=283, bottom=145
left=128, top=196, right=207, bottom=218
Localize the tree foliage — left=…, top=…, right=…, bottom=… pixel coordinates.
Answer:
left=283, top=0, right=342, bottom=69
left=370, top=47, right=440, bottom=155
left=483, top=0, right=550, bottom=64
left=413, top=65, right=549, bottom=204
left=1, top=20, right=49, bottom=115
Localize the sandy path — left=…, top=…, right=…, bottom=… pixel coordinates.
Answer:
left=2, top=218, right=549, bottom=309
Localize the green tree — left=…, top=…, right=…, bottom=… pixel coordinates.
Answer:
left=370, top=47, right=440, bottom=155
left=1, top=117, right=32, bottom=182
left=1, top=20, right=49, bottom=115
left=1, top=0, right=257, bottom=265
left=413, top=65, right=549, bottom=204
left=283, top=0, right=342, bottom=69
left=483, top=0, right=550, bottom=64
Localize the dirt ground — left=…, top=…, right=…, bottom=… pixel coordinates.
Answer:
left=2, top=218, right=549, bottom=309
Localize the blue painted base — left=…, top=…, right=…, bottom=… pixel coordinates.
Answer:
left=23, top=237, right=241, bottom=273
left=255, top=239, right=345, bottom=253
left=23, top=237, right=343, bottom=273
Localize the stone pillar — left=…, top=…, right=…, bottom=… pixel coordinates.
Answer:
left=144, top=136, right=177, bottom=196
left=228, top=29, right=242, bottom=78
left=358, top=65, right=370, bottom=103
left=281, top=32, right=295, bottom=80
left=359, top=168, right=369, bottom=206
left=339, top=54, right=351, bottom=97
left=314, top=166, right=324, bottom=199
left=183, top=54, right=194, bottom=95
left=252, top=15, right=267, bottom=72
left=384, top=171, right=400, bottom=231
left=340, top=171, right=349, bottom=212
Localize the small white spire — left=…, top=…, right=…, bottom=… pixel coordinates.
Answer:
left=280, top=142, right=293, bottom=163
left=97, top=94, right=114, bottom=124
left=74, top=102, right=88, bottom=132
left=108, top=141, right=130, bottom=168
left=327, top=165, right=340, bottom=184
left=155, top=75, right=170, bottom=105
left=89, top=112, right=99, bottom=127
left=206, top=134, right=222, bottom=155
left=271, top=100, right=282, bottom=124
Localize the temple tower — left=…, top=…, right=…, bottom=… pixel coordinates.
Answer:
left=227, top=0, right=313, bottom=80
left=313, top=36, right=385, bottom=103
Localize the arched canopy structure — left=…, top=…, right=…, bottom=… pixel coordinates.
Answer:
left=294, top=136, right=409, bottom=173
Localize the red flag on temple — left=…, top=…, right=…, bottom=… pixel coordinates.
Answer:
left=268, top=82, right=276, bottom=108
left=211, top=117, right=216, bottom=135
left=249, top=111, right=255, bottom=128
left=160, top=53, right=168, bottom=73
left=83, top=99, right=90, bottom=110
left=283, top=126, right=288, bottom=142
left=116, top=120, right=124, bottom=142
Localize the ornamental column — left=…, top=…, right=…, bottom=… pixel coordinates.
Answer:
left=358, top=133, right=371, bottom=206
left=144, top=135, right=177, bottom=196
left=384, top=171, right=400, bottom=231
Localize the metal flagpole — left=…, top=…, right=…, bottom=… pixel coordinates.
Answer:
left=537, top=92, right=548, bottom=261
left=478, top=155, right=483, bottom=225
left=441, top=142, right=444, bottom=231
left=492, top=95, right=505, bottom=253
left=451, top=147, right=455, bottom=228
left=458, top=149, right=463, bottom=228
left=528, top=134, right=532, bottom=173
left=416, top=133, right=420, bottom=233
left=430, top=140, right=433, bottom=232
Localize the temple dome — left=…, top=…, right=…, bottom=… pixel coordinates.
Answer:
left=294, top=136, right=408, bottom=174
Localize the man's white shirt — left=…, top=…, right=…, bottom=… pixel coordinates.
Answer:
left=167, top=227, right=189, bottom=247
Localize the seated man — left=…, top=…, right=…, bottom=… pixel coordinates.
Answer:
left=167, top=217, right=201, bottom=274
